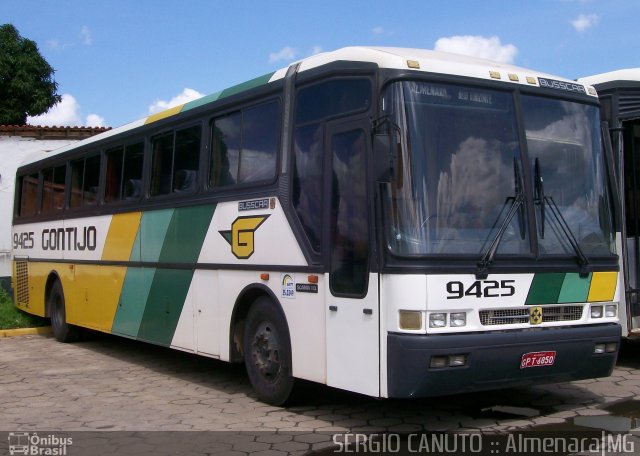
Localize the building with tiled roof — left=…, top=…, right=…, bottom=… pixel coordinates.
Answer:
left=0, top=125, right=111, bottom=292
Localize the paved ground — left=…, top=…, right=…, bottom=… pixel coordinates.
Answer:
left=0, top=333, right=639, bottom=455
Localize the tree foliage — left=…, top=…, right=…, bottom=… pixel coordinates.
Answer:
left=0, top=24, right=61, bottom=125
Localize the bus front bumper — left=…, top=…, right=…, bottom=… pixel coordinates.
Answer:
left=386, top=324, right=621, bottom=398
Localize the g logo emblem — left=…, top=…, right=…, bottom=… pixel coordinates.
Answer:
left=219, top=215, right=269, bottom=259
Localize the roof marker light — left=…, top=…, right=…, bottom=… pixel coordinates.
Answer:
left=489, top=71, right=501, bottom=79
left=407, top=60, right=420, bottom=69
left=526, top=76, right=536, bottom=85
left=508, top=73, right=519, bottom=82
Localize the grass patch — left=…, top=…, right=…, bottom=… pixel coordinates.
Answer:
left=0, top=288, right=49, bottom=329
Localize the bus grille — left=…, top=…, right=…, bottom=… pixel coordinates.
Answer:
left=479, top=306, right=584, bottom=326
left=15, top=260, right=29, bottom=306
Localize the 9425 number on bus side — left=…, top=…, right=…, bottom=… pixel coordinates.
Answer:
left=13, top=232, right=34, bottom=249
left=446, top=279, right=515, bottom=299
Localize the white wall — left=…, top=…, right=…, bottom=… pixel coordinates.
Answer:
left=0, top=136, right=81, bottom=285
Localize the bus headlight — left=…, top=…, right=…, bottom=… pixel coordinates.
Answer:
left=590, top=305, right=603, bottom=319
left=429, top=313, right=447, bottom=328
left=605, top=304, right=617, bottom=318
left=450, top=312, right=467, bottom=327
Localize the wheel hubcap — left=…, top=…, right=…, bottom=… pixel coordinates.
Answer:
left=251, top=322, right=281, bottom=379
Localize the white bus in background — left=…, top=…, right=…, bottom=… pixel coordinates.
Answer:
left=579, top=69, right=640, bottom=337
left=12, top=47, right=621, bottom=405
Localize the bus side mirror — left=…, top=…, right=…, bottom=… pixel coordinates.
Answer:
left=373, top=132, right=398, bottom=183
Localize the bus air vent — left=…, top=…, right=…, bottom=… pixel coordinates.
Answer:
left=16, top=260, right=29, bottom=306
left=479, top=306, right=584, bottom=326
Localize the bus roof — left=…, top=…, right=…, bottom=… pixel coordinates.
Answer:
left=280, top=46, right=574, bottom=85
left=21, top=46, right=594, bottom=167
left=578, top=68, right=640, bottom=86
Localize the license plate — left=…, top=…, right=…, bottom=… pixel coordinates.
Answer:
left=520, top=351, right=556, bottom=369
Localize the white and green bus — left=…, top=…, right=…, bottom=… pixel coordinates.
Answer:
left=579, top=69, right=640, bottom=338
left=12, top=47, right=621, bottom=405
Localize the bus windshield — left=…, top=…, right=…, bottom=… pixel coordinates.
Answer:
left=383, top=81, right=614, bottom=258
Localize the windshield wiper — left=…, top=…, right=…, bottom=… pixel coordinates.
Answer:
left=534, top=158, right=590, bottom=276
left=476, top=160, right=525, bottom=279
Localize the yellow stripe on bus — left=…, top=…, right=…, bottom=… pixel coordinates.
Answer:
left=587, top=271, right=617, bottom=302
left=102, top=212, right=142, bottom=262
left=144, top=105, right=184, bottom=125
left=68, top=265, right=127, bottom=333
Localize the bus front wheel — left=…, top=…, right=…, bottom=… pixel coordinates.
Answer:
left=243, top=297, right=294, bottom=406
left=49, top=281, right=79, bottom=343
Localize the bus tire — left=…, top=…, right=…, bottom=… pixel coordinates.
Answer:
left=49, top=280, right=79, bottom=343
left=243, top=297, right=294, bottom=406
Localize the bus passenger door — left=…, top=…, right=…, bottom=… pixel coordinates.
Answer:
left=325, top=121, right=380, bottom=397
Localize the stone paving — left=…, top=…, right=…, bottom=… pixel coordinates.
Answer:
left=0, top=333, right=639, bottom=455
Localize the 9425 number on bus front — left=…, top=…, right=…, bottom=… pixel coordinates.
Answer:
left=446, top=279, right=515, bottom=299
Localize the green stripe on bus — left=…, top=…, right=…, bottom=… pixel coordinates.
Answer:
left=129, top=226, right=142, bottom=262
left=558, top=273, right=592, bottom=303
left=130, top=204, right=215, bottom=345
left=112, top=267, right=156, bottom=337
left=140, top=209, right=174, bottom=262
left=182, top=91, right=222, bottom=112
left=158, top=204, right=215, bottom=263
left=137, top=268, right=194, bottom=346
left=182, top=72, right=273, bottom=113
left=526, top=273, right=565, bottom=304
left=219, top=72, right=275, bottom=99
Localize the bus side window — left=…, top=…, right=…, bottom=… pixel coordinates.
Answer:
left=151, top=127, right=201, bottom=196
left=291, top=78, right=371, bottom=255
left=330, top=129, right=369, bottom=295
left=105, top=146, right=124, bottom=202
left=122, top=142, right=144, bottom=199
left=173, top=126, right=200, bottom=193
left=211, top=112, right=241, bottom=187
left=83, top=155, right=100, bottom=207
left=41, top=167, right=54, bottom=213
left=209, top=100, right=280, bottom=188
left=239, top=102, right=279, bottom=183
left=151, top=132, right=174, bottom=196
left=69, top=155, right=100, bottom=208
left=293, top=123, right=324, bottom=253
left=106, top=142, right=144, bottom=202
left=19, top=173, right=39, bottom=217
left=70, top=159, right=83, bottom=208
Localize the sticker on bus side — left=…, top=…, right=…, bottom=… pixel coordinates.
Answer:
left=281, top=273, right=295, bottom=299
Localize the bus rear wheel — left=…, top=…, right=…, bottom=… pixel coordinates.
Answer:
left=243, top=297, right=294, bottom=406
left=49, top=280, right=79, bottom=343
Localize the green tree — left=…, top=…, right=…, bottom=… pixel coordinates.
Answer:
left=0, top=24, right=61, bottom=125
